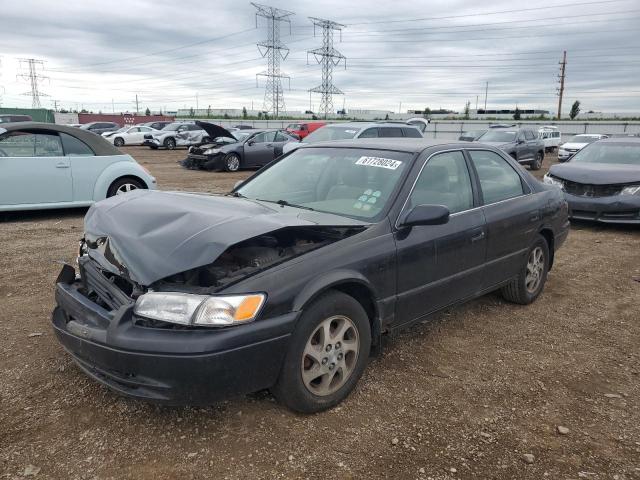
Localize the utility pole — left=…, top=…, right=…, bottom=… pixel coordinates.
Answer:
left=17, top=58, right=48, bottom=108
left=484, top=81, right=488, bottom=112
left=475, top=95, right=478, bottom=112
left=307, top=17, right=346, bottom=119
left=399, top=101, right=402, bottom=114
left=253, top=3, right=294, bottom=119
left=196, top=92, right=199, bottom=110
left=52, top=99, right=58, bottom=111
left=556, top=50, right=567, bottom=120
left=112, top=98, right=115, bottom=113
left=135, top=94, right=139, bottom=114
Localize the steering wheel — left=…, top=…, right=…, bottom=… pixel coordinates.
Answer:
left=0, top=148, right=8, bottom=157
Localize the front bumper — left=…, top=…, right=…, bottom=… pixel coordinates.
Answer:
left=51, top=279, right=298, bottom=405
left=143, top=138, right=161, bottom=147
left=566, top=193, right=640, bottom=224
left=183, top=153, right=224, bottom=170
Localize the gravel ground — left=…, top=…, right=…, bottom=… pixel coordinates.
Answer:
left=1, top=147, right=639, bottom=480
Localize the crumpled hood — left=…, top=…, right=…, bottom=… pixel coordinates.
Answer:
left=84, top=190, right=366, bottom=286
left=549, top=162, right=640, bottom=185
left=195, top=121, right=234, bottom=140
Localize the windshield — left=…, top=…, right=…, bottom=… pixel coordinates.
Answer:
left=478, top=130, right=517, bottom=142
left=570, top=143, right=640, bottom=165
left=236, top=147, right=412, bottom=221
left=567, top=135, right=600, bottom=144
left=302, top=126, right=360, bottom=143
left=232, top=131, right=251, bottom=141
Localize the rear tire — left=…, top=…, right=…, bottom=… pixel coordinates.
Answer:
left=164, top=137, right=176, bottom=150
left=530, top=151, right=543, bottom=170
left=501, top=235, right=550, bottom=305
left=272, top=290, right=371, bottom=413
left=106, top=177, right=145, bottom=198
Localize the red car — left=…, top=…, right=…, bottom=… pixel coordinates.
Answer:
left=285, top=121, right=326, bottom=139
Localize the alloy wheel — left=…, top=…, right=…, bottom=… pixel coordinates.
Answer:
left=525, top=246, right=544, bottom=293
left=301, top=315, right=360, bottom=397
left=115, top=183, right=138, bottom=195
left=227, top=155, right=240, bottom=171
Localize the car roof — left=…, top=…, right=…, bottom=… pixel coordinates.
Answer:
left=302, top=138, right=493, bottom=154
left=597, top=136, right=640, bottom=143
left=0, top=121, right=123, bottom=156
left=323, top=122, right=417, bottom=129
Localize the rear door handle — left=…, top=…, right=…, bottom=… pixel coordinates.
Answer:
left=55, top=162, right=70, bottom=168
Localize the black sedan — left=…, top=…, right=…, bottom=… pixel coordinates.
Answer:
left=51, top=140, right=569, bottom=412
left=544, top=137, right=640, bottom=223
left=185, top=125, right=298, bottom=172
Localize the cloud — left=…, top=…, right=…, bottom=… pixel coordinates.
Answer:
left=1, top=0, right=639, bottom=114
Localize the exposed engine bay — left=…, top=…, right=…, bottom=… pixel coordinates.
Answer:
left=152, top=226, right=364, bottom=293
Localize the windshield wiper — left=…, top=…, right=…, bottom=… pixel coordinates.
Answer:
left=228, top=191, right=245, bottom=198
left=257, top=199, right=315, bottom=211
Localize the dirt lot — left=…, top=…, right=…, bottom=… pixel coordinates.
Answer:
left=1, top=147, right=639, bottom=480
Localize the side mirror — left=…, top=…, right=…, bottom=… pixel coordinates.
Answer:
left=400, top=205, right=450, bottom=227
left=247, top=140, right=255, bottom=146
left=517, top=138, right=525, bottom=144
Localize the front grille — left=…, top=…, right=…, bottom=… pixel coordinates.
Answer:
left=79, top=257, right=134, bottom=311
left=562, top=180, right=624, bottom=198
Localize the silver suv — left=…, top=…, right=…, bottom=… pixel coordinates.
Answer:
left=282, top=121, right=423, bottom=154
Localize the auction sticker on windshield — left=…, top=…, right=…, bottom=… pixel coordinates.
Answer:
left=355, top=156, right=403, bottom=170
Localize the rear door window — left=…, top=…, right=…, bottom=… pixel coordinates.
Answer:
left=524, top=130, right=536, bottom=141
left=468, top=150, right=525, bottom=204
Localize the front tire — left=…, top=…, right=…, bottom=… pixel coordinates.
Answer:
left=106, top=177, right=145, bottom=197
left=272, top=290, right=371, bottom=413
left=501, top=235, right=550, bottom=305
left=113, top=137, right=125, bottom=147
left=164, top=137, right=176, bottom=150
left=223, top=153, right=241, bottom=172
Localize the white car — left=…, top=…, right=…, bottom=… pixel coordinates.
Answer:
left=558, top=134, right=608, bottom=162
left=142, top=122, right=209, bottom=150
left=102, top=126, right=159, bottom=147
left=538, top=126, right=562, bottom=152
left=0, top=122, right=156, bottom=212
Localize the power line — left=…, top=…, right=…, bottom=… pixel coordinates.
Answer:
left=308, top=17, right=346, bottom=118
left=345, top=0, right=632, bottom=25
left=252, top=2, right=295, bottom=117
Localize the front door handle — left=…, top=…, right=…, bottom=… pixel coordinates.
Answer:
left=470, top=231, right=485, bottom=243
left=529, top=211, right=540, bottom=222
left=55, top=162, right=70, bottom=168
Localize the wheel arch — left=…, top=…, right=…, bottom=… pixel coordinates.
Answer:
left=292, top=273, right=382, bottom=350
left=93, top=162, right=150, bottom=200
left=538, top=227, right=555, bottom=270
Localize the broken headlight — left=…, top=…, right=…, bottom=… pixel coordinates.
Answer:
left=543, top=173, right=563, bottom=188
left=134, top=292, right=265, bottom=327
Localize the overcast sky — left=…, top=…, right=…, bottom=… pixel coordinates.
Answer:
left=1, top=0, right=639, bottom=114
